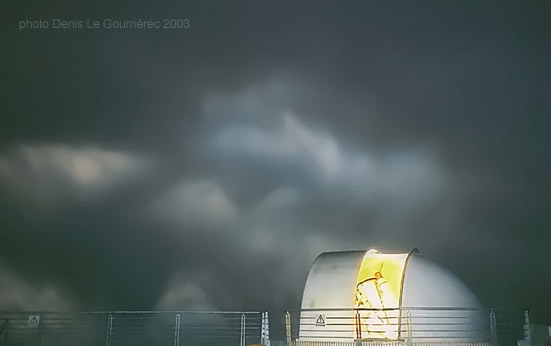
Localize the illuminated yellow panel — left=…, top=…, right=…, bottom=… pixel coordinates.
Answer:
left=354, top=249, right=409, bottom=340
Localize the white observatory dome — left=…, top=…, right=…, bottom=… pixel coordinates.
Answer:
left=299, top=249, right=487, bottom=343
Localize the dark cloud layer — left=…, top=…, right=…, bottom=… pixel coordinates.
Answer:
left=1, top=1, right=550, bottom=313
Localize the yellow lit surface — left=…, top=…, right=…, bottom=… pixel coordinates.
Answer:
left=354, top=249, right=408, bottom=340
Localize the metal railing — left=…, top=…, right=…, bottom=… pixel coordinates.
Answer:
left=285, top=308, right=490, bottom=344
left=277, top=308, right=551, bottom=346
left=0, top=311, right=262, bottom=346
left=270, top=341, right=492, bottom=346
left=0, top=309, right=549, bottom=346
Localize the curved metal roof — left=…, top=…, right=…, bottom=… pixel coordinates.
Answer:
left=299, top=248, right=485, bottom=342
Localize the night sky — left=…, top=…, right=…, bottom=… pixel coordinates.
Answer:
left=1, top=1, right=550, bottom=313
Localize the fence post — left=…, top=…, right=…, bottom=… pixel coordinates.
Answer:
left=105, top=314, right=113, bottom=346
left=523, top=310, right=531, bottom=343
left=261, top=312, right=270, bottom=346
left=489, top=309, right=498, bottom=346
left=406, top=310, right=412, bottom=346
left=354, top=310, right=362, bottom=345
left=260, top=312, right=264, bottom=344
left=36, top=316, right=43, bottom=346
left=0, top=319, right=8, bottom=346
left=285, top=311, right=292, bottom=346
left=240, top=314, right=246, bottom=346
left=173, top=313, right=181, bottom=346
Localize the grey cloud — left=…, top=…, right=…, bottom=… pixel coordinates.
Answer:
left=199, top=86, right=448, bottom=210
left=0, top=262, right=73, bottom=311
left=155, top=271, right=217, bottom=310
left=145, top=87, right=457, bottom=310
left=0, top=144, right=152, bottom=208
left=151, top=179, right=239, bottom=230
left=1, top=0, right=549, bottom=314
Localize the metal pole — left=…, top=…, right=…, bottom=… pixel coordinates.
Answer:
left=105, top=314, right=113, bottom=346
left=174, top=313, right=181, bottom=346
left=285, top=311, right=292, bottom=346
left=354, top=310, right=362, bottom=342
left=489, top=309, right=498, bottom=346
left=0, top=319, right=8, bottom=346
left=240, top=313, right=246, bottom=346
left=260, top=312, right=264, bottom=344
left=36, top=316, right=43, bottom=346
left=523, top=310, right=531, bottom=343
left=406, top=310, right=412, bottom=346
left=261, top=312, right=270, bottom=346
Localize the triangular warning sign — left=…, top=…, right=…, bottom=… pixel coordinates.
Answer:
left=28, top=315, right=40, bottom=326
left=315, top=314, right=325, bottom=326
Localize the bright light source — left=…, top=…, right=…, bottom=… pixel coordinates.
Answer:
left=354, top=250, right=409, bottom=340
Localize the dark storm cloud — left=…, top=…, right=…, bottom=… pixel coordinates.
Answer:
left=1, top=0, right=550, bottom=314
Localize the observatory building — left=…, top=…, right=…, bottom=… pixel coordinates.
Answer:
left=299, top=249, right=488, bottom=343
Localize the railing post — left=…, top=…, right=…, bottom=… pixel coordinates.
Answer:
left=4, top=319, right=7, bottom=346
left=523, top=310, right=531, bottom=343
left=36, top=316, right=43, bottom=346
left=406, top=310, right=412, bottom=346
left=0, top=319, right=9, bottom=346
left=240, top=313, right=246, bottom=346
left=261, top=312, right=270, bottom=346
left=354, top=310, right=362, bottom=344
left=489, top=309, right=498, bottom=346
left=173, top=313, right=181, bottom=346
left=285, top=311, right=292, bottom=346
left=105, top=314, right=113, bottom=346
